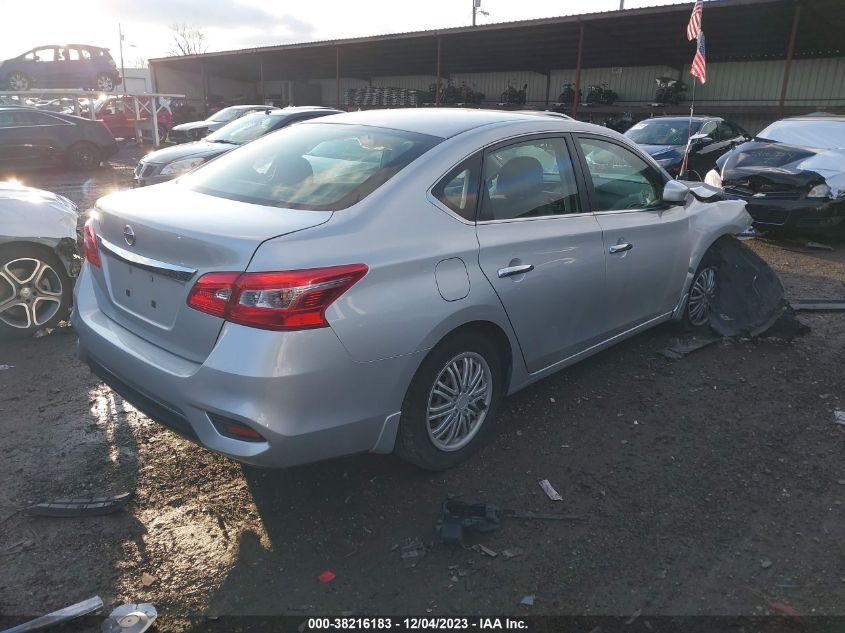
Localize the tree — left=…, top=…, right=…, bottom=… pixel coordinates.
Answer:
left=168, top=23, right=208, bottom=56
left=132, top=56, right=149, bottom=69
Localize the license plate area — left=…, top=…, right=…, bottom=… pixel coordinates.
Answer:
left=107, top=260, right=186, bottom=328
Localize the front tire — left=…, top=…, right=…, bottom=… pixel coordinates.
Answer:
left=0, top=245, right=72, bottom=340
left=68, top=142, right=100, bottom=170
left=7, top=72, right=30, bottom=91
left=96, top=73, right=115, bottom=92
left=395, top=330, right=504, bottom=470
left=683, top=253, right=719, bottom=331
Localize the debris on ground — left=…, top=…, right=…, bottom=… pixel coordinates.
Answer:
left=140, top=572, right=157, bottom=587
left=769, top=600, right=804, bottom=624
left=0, top=365, right=13, bottom=371
left=1, top=537, right=35, bottom=557
left=437, top=500, right=501, bottom=543
left=101, top=602, right=157, bottom=633
left=625, top=609, right=642, bottom=625
left=790, top=299, right=845, bottom=312
left=502, top=547, right=524, bottom=559
left=805, top=241, right=833, bottom=251
left=707, top=238, right=786, bottom=337
left=32, top=328, right=54, bottom=339
left=538, top=479, right=563, bottom=501
left=760, top=559, right=773, bottom=569
left=27, top=492, right=132, bottom=518
left=503, top=510, right=585, bottom=521
left=400, top=538, right=427, bottom=568
left=472, top=544, right=498, bottom=558
left=519, top=595, right=535, bottom=607
left=834, top=411, right=845, bottom=426
left=659, top=335, right=720, bottom=360
left=1, top=595, right=103, bottom=633
left=318, top=570, right=336, bottom=583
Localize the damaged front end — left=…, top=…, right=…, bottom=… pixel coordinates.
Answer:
left=715, top=141, right=845, bottom=230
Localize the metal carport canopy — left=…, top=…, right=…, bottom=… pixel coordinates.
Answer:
left=149, top=0, right=844, bottom=82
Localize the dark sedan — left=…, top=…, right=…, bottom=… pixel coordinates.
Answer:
left=168, top=105, right=279, bottom=143
left=625, top=116, right=750, bottom=178
left=709, top=115, right=845, bottom=230
left=0, top=106, right=118, bottom=171
left=135, top=106, right=343, bottom=186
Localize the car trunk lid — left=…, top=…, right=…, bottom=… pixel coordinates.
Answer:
left=91, top=183, right=331, bottom=362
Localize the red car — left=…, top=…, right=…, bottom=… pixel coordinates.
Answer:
left=95, top=96, right=173, bottom=140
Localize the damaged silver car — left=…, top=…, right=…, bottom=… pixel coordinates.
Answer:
left=74, top=109, right=774, bottom=470
left=0, top=182, right=80, bottom=338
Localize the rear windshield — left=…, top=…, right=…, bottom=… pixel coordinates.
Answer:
left=182, top=123, right=442, bottom=211
left=757, top=120, right=845, bottom=149
left=206, top=111, right=280, bottom=144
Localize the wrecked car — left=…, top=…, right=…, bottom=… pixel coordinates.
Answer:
left=0, top=182, right=80, bottom=338
left=74, top=109, right=770, bottom=471
left=167, top=105, right=279, bottom=144
left=706, top=115, right=845, bottom=230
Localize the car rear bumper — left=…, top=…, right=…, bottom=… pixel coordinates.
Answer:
left=72, top=266, right=417, bottom=467
left=723, top=192, right=845, bottom=229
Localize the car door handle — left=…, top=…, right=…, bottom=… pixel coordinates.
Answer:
left=609, top=243, right=633, bottom=254
left=498, top=264, right=534, bottom=278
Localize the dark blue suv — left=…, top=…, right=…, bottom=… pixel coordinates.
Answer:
left=1, top=45, right=122, bottom=92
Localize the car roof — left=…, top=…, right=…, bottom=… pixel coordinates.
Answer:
left=637, top=116, right=720, bottom=124
left=255, top=106, right=343, bottom=117
left=306, top=108, right=589, bottom=138
left=783, top=114, right=845, bottom=122
left=223, top=104, right=279, bottom=111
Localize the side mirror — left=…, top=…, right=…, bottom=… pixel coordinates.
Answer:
left=690, top=133, right=713, bottom=148
left=663, top=179, right=689, bottom=204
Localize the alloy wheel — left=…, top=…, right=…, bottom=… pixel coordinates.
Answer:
left=97, top=75, right=114, bottom=92
left=426, top=352, right=493, bottom=452
left=0, top=257, right=64, bottom=330
left=9, top=72, right=29, bottom=91
left=688, top=266, right=718, bottom=327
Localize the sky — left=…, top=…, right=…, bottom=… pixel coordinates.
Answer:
left=0, top=0, right=688, bottom=66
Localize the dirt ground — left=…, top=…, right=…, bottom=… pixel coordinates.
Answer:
left=1, top=147, right=845, bottom=631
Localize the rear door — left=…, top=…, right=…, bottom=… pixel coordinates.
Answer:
left=574, top=135, right=689, bottom=335
left=32, top=47, right=61, bottom=87
left=475, top=134, right=607, bottom=374
left=64, top=47, right=89, bottom=87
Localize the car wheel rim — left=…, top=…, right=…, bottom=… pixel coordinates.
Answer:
left=0, top=257, right=63, bottom=330
left=688, top=266, right=717, bottom=326
left=76, top=147, right=95, bottom=167
left=98, top=76, right=114, bottom=91
left=426, top=352, right=493, bottom=452
left=9, top=73, right=28, bottom=91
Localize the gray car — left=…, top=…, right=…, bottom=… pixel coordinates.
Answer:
left=73, top=109, right=750, bottom=470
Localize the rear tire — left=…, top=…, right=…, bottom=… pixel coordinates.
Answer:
left=68, top=142, right=100, bottom=170
left=395, top=330, right=504, bottom=470
left=0, top=244, right=72, bottom=340
left=7, top=72, right=30, bottom=91
left=96, top=73, right=115, bottom=92
left=682, top=251, right=719, bottom=331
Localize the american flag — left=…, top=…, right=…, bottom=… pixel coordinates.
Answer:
left=690, top=31, right=707, bottom=84
left=686, top=0, right=703, bottom=41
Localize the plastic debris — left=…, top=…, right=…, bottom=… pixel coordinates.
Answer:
left=520, top=595, right=535, bottom=606
left=538, top=479, right=563, bottom=501
left=437, top=500, right=501, bottom=543
left=503, top=510, right=585, bottom=521
left=659, top=335, right=720, bottom=360
left=502, top=547, right=524, bottom=559
left=626, top=609, right=642, bottom=625
left=27, top=492, right=132, bottom=517
left=101, top=602, right=157, bottom=633
left=805, top=240, right=833, bottom=251
left=0, top=365, right=13, bottom=370
left=318, top=570, right=336, bottom=583
left=790, top=299, right=845, bottom=312
left=760, top=559, right=773, bottom=569
left=834, top=411, right=845, bottom=426
left=1, top=596, right=103, bottom=633
left=400, top=539, right=426, bottom=568
left=472, top=544, right=498, bottom=558
left=32, top=328, right=54, bottom=339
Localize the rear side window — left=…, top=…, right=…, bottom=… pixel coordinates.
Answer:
left=183, top=123, right=442, bottom=211
left=432, top=153, right=482, bottom=221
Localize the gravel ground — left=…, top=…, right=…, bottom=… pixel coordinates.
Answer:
left=1, top=151, right=844, bottom=631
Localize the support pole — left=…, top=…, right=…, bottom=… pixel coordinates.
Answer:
left=200, top=60, right=207, bottom=113
left=573, top=22, right=584, bottom=118
left=436, top=36, right=442, bottom=107
left=545, top=72, right=551, bottom=108
left=258, top=55, right=265, bottom=104
left=118, top=23, right=126, bottom=95
left=335, top=47, right=341, bottom=108
left=778, top=3, right=801, bottom=119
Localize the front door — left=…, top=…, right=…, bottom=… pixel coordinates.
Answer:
left=475, top=135, right=607, bottom=374
left=574, top=135, right=691, bottom=335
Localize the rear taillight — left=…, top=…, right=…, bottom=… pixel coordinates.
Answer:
left=187, top=264, right=368, bottom=331
left=83, top=219, right=101, bottom=268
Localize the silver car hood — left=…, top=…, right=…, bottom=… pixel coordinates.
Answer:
left=0, top=181, right=79, bottom=240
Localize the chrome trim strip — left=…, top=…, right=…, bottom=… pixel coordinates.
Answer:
left=98, top=236, right=197, bottom=283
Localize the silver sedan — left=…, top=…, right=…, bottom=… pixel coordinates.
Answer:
left=73, top=109, right=750, bottom=470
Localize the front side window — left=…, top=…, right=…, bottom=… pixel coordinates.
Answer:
left=480, top=137, right=581, bottom=221
left=183, top=123, right=442, bottom=211
left=432, top=153, right=482, bottom=221
left=578, top=137, right=665, bottom=211
left=33, top=47, right=57, bottom=62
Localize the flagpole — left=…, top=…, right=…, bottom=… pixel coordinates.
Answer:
left=681, top=76, right=696, bottom=178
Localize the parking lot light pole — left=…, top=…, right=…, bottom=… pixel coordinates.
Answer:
left=118, top=23, right=126, bottom=93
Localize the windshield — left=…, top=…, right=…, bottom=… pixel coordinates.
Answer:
left=182, top=123, right=442, bottom=211
left=206, top=111, right=280, bottom=144
left=209, top=107, right=242, bottom=123
left=757, top=119, right=845, bottom=149
left=625, top=120, right=702, bottom=146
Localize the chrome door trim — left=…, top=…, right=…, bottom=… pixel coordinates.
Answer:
left=98, top=236, right=197, bottom=283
